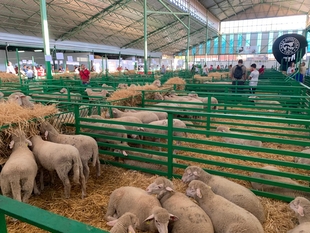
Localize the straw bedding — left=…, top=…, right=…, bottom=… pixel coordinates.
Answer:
left=0, top=72, right=21, bottom=83
left=163, top=77, right=186, bottom=90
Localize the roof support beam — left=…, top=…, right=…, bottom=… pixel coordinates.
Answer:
left=56, top=0, right=132, bottom=41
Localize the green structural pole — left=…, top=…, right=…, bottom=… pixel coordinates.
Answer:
left=16, top=49, right=22, bottom=84
left=186, top=15, right=190, bottom=70
left=205, top=13, right=208, bottom=65
left=39, top=0, right=52, bottom=80
left=105, top=54, right=108, bottom=78
left=101, top=56, right=104, bottom=75
left=118, top=52, right=121, bottom=68
left=144, top=0, right=148, bottom=74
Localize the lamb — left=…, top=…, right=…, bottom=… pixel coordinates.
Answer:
left=182, top=165, right=266, bottom=223
left=152, top=79, right=161, bottom=87
left=59, top=88, right=82, bottom=101
left=187, top=92, right=218, bottom=110
left=40, top=122, right=100, bottom=181
left=250, top=165, right=310, bottom=199
left=102, top=83, right=113, bottom=89
left=30, top=135, right=86, bottom=198
left=289, top=197, right=310, bottom=224
left=143, top=119, right=187, bottom=154
left=107, top=212, right=139, bottom=233
left=216, top=125, right=263, bottom=147
left=287, top=222, right=310, bottom=233
left=0, top=130, right=38, bottom=203
left=295, top=149, right=310, bottom=165
left=249, top=96, right=282, bottom=112
left=8, top=92, right=34, bottom=109
left=108, top=108, right=159, bottom=123
left=85, top=88, right=107, bottom=101
left=186, top=180, right=264, bottom=233
left=105, top=186, right=177, bottom=233
left=124, top=109, right=167, bottom=120
left=146, top=177, right=214, bottom=233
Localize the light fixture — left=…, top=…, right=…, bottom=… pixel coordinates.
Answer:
left=34, top=49, right=42, bottom=52
left=18, top=50, right=25, bottom=53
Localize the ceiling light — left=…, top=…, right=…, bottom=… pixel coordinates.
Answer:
left=18, top=50, right=25, bottom=53
left=34, top=49, right=42, bottom=52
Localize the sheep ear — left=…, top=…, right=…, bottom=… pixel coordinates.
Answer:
left=25, top=139, right=32, bottom=147
left=297, top=205, right=305, bottom=217
left=122, top=150, right=128, bottom=156
left=165, top=186, right=173, bottom=192
left=9, top=140, right=15, bottom=149
left=144, top=214, right=154, bottom=222
left=107, top=219, right=118, bottom=226
left=169, top=214, right=179, bottom=222
left=128, top=225, right=136, bottom=233
left=196, top=188, right=203, bottom=198
left=44, top=131, right=48, bottom=140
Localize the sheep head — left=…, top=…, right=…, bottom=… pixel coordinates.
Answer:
left=289, top=197, right=310, bottom=218
left=182, top=166, right=202, bottom=183
left=146, top=177, right=174, bottom=195
left=216, top=125, right=230, bottom=132
left=144, top=207, right=178, bottom=233
left=186, top=180, right=212, bottom=199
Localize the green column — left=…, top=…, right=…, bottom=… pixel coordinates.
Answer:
left=186, top=15, right=190, bottom=71
left=144, top=0, right=148, bottom=74
left=16, top=49, right=22, bottom=84
left=119, top=52, right=121, bottom=68
left=39, top=0, right=52, bottom=79
left=205, top=14, right=208, bottom=64
left=105, top=54, right=108, bottom=78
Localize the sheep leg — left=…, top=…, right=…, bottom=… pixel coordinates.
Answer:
left=173, top=141, right=180, bottom=154
left=10, top=180, right=22, bottom=202
left=79, top=167, right=87, bottom=199
left=21, top=178, right=34, bottom=203
left=33, top=180, right=40, bottom=195
left=56, top=169, right=71, bottom=199
left=1, top=180, right=12, bottom=198
left=49, top=171, right=56, bottom=184
left=39, top=169, right=45, bottom=191
left=82, top=160, right=90, bottom=181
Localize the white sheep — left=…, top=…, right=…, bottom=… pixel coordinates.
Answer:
left=152, top=79, right=161, bottom=87
left=287, top=222, right=310, bottom=233
left=187, top=92, right=218, bottom=110
left=295, top=149, right=310, bottom=165
left=102, top=83, right=113, bottom=89
left=249, top=96, right=282, bottom=112
left=124, top=109, right=167, bottom=120
left=216, top=125, right=263, bottom=147
left=40, top=122, right=100, bottom=181
left=0, top=130, right=39, bottom=203
left=85, top=88, right=107, bottom=101
left=30, top=135, right=86, bottom=199
left=163, top=95, right=204, bottom=115
left=250, top=165, right=310, bottom=199
left=0, top=91, right=4, bottom=102
left=146, top=177, right=214, bottom=233
left=118, top=83, right=128, bottom=89
left=105, top=186, right=178, bottom=233
left=59, top=88, right=82, bottom=101
left=186, top=180, right=264, bottom=233
left=8, top=92, right=34, bottom=109
left=182, top=165, right=266, bottom=223
left=289, top=197, right=310, bottom=224
left=108, top=108, right=159, bottom=123
left=107, top=212, right=139, bottom=233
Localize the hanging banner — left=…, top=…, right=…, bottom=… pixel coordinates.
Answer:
left=272, top=33, right=308, bottom=71
left=56, top=53, right=64, bottom=60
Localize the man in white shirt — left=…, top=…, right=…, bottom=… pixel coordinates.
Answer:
left=248, top=63, right=259, bottom=94
left=6, top=61, right=16, bottom=74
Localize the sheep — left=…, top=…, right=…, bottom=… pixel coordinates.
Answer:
left=8, top=92, right=34, bottom=109
left=181, top=165, right=266, bottom=223
left=216, top=125, right=263, bottom=147
left=146, top=177, right=214, bottom=233
left=30, top=135, right=86, bottom=199
left=203, top=81, right=231, bottom=85
left=187, top=92, right=218, bottom=110
left=39, top=122, right=100, bottom=181
left=287, top=222, right=310, bottom=233
left=118, top=83, right=128, bottom=89
left=0, top=130, right=39, bottom=203
left=124, top=109, right=167, bottom=120
left=85, top=88, right=107, bottom=101
left=143, top=119, right=187, bottom=154
left=0, top=91, right=4, bottom=102
left=163, top=95, right=204, bottom=114
left=295, top=149, right=310, bottom=165
left=59, top=88, right=82, bottom=101
left=250, top=165, right=310, bottom=199
left=108, top=108, right=159, bottom=123
left=249, top=96, right=282, bottom=112
left=107, top=212, right=139, bottom=233
left=88, top=115, right=143, bottom=139
left=186, top=180, right=264, bottom=233
left=102, top=83, right=113, bottom=89
left=105, top=186, right=178, bottom=233
left=152, top=79, right=161, bottom=87
left=289, top=197, right=310, bottom=224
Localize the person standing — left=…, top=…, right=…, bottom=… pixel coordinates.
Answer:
left=230, top=59, right=247, bottom=92
left=26, top=66, right=34, bottom=80
left=287, top=62, right=295, bottom=76
left=79, top=64, right=90, bottom=85
left=160, top=65, right=166, bottom=74
left=6, top=61, right=16, bottom=74
left=297, top=62, right=306, bottom=83
left=202, top=64, right=209, bottom=76
left=258, top=65, right=265, bottom=75
left=248, top=63, right=259, bottom=94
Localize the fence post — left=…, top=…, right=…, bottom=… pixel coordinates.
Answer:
left=206, top=95, right=211, bottom=137
left=167, top=113, right=173, bottom=179
left=74, top=104, right=80, bottom=134
left=141, top=91, right=145, bottom=108
left=0, top=212, right=7, bottom=233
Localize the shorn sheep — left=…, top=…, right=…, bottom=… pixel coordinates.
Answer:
left=85, top=88, right=107, bottom=101
left=105, top=186, right=177, bottom=233
left=59, top=88, right=82, bottom=101
left=30, top=135, right=86, bottom=199
left=107, top=212, right=139, bottom=233
left=0, top=130, right=39, bottom=203
left=187, top=92, right=219, bottom=110
left=146, top=177, right=214, bottom=233
left=124, top=109, right=167, bottom=120
left=186, top=180, right=264, bottom=233
left=295, top=148, right=310, bottom=165
left=182, top=165, right=265, bottom=223
left=288, top=197, right=310, bottom=233
left=40, top=122, right=100, bottom=181
left=8, top=92, right=34, bottom=109
left=216, top=125, right=263, bottom=147
left=108, top=108, right=159, bottom=123
left=250, top=165, right=310, bottom=199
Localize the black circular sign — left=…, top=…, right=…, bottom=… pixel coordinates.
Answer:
left=272, top=34, right=308, bottom=71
